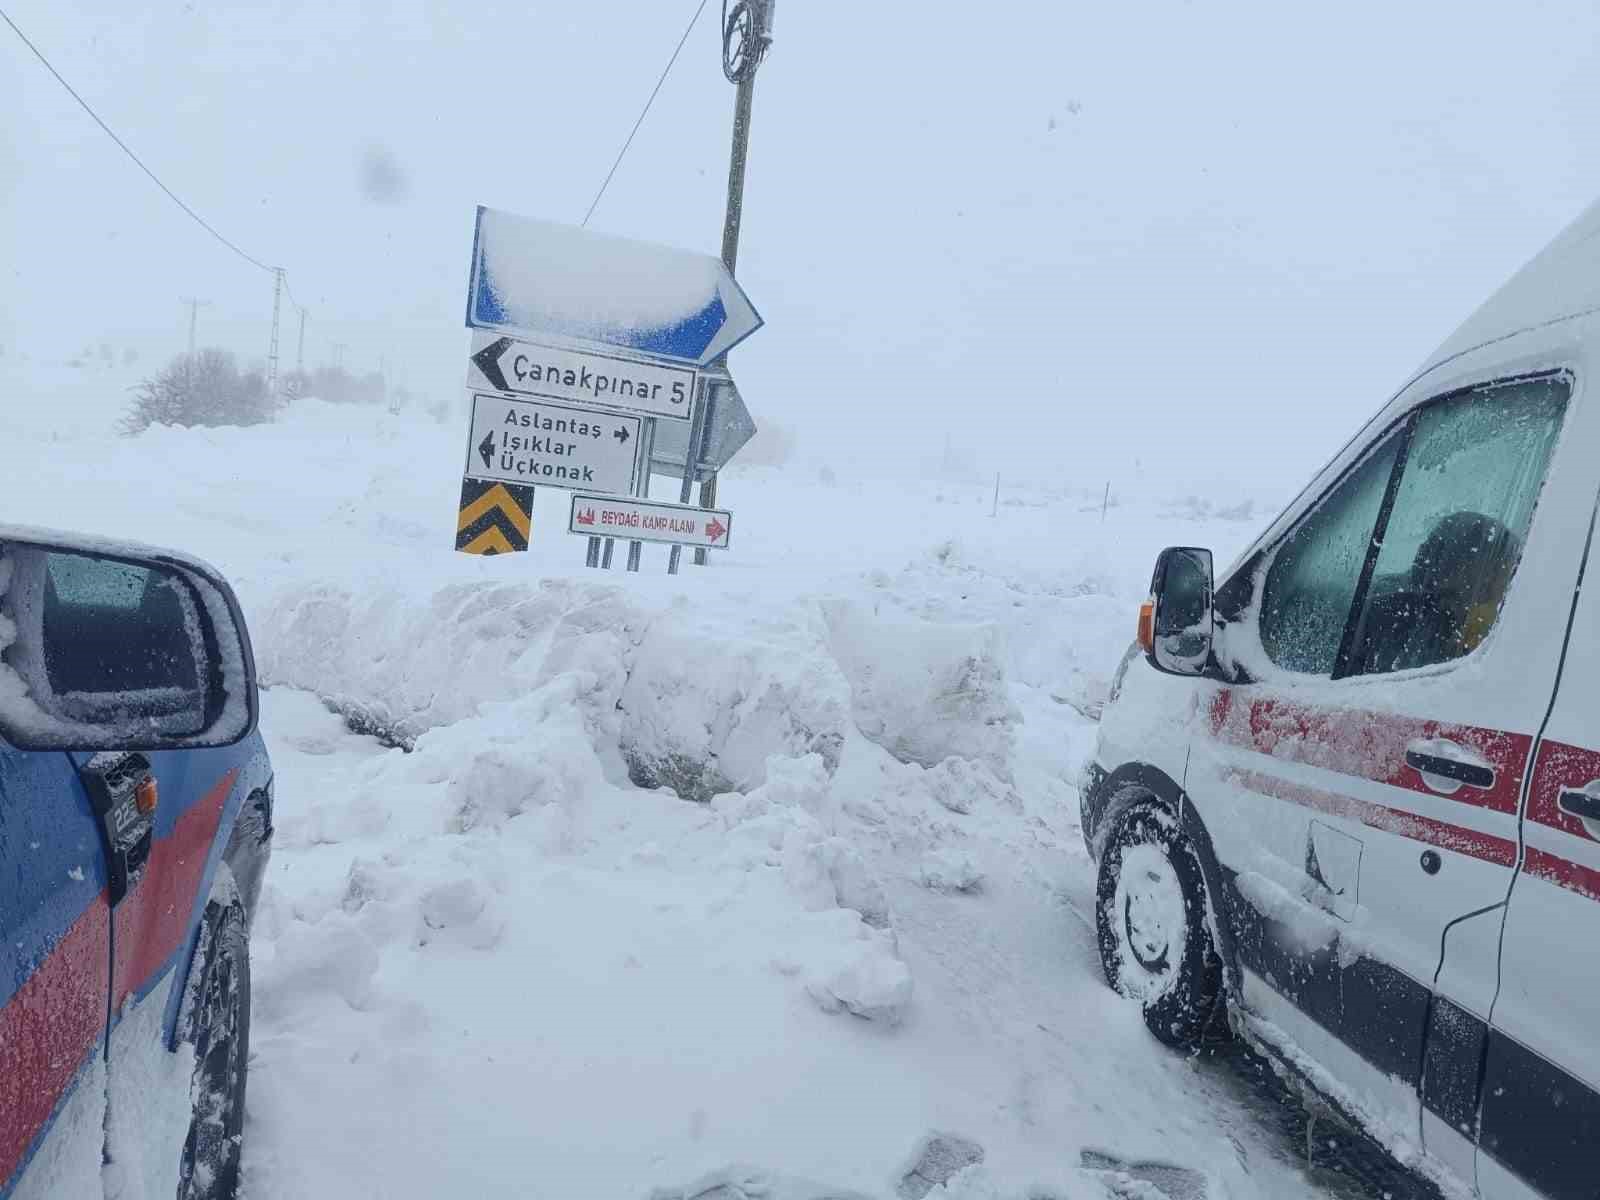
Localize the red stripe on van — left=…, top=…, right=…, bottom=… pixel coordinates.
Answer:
left=0, top=896, right=109, bottom=1189
left=1523, top=846, right=1600, bottom=903
left=1209, top=689, right=1529, bottom=815
left=1228, top=767, right=1519, bottom=868
left=111, top=770, right=235, bottom=1011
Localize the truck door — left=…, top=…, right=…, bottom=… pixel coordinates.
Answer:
left=94, top=747, right=239, bottom=1199
left=1190, top=373, right=1582, bottom=1171
left=37, top=552, right=244, bottom=1197
left=1477, top=515, right=1600, bottom=1200
left=0, top=749, right=111, bottom=1199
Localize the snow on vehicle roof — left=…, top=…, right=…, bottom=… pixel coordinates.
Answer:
left=1423, top=194, right=1600, bottom=373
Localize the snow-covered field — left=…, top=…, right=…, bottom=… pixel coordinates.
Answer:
left=0, top=384, right=1400, bottom=1198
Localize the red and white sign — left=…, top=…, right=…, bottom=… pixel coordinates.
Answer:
left=567, top=493, right=732, bottom=549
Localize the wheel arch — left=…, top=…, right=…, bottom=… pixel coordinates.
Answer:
left=164, top=754, right=272, bottom=1052
left=1086, top=759, right=1244, bottom=997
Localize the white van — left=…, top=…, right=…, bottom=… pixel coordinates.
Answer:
left=1082, top=200, right=1600, bottom=1200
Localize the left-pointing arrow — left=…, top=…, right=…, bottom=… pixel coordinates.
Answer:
left=471, top=336, right=514, bottom=392
left=478, top=431, right=496, bottom=469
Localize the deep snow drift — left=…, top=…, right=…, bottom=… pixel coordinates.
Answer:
left=0, top=390, right=1390, bottom=1198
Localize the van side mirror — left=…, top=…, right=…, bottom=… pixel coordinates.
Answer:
left=1139, top=547, right=1214, bottom=677
left=0, top=532, right=258, bottom=751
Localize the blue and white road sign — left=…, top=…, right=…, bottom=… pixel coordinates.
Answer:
left=465, top=207, right=763, bottom=366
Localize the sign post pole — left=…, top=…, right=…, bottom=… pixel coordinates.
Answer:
left=627, top=417, right=657, bottom=572
left=668, top=380, right=712, bottom=575
left=698, top=0, right=774, bottom=566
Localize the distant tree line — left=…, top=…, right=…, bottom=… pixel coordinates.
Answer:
left=122, top=349, right=273, bottom=434
left=122, top=349, right=402, bottom=435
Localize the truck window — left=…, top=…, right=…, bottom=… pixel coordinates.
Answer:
left=1344, top=376, right=1568, bottom=676
left=1259, top=433, right=1402, bottom=675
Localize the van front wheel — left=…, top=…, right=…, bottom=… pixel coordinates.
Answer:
left=1095, top=803, right=1223, bottom=1048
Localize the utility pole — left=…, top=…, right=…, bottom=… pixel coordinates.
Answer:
left=296, top=307, right=307, bottom=376
left=180, top=296, right=210, bottom=360
left=266, top=267, right=284, bottom=405
left=331, top=342, right=346, bottom=371
left=693, top=0, right=774, bottom=566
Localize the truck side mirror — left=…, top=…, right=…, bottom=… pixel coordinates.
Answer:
left=0, top=533, right=258, bottom=751
left=1138, top=547, right=1214, bottom=677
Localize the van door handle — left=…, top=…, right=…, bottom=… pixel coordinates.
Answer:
left=1405, top=744, right=1495, bottom=791
left=1557, top=786, right=1600, bottom=823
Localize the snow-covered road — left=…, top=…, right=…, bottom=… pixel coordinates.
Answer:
left=0, top=390, right=1419, bottom=1197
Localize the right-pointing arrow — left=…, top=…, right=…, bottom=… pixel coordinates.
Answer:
left=613, top=426, right=631, bottom=444
left=471, top=336, right=513, bottom=392
left=704, top=517, right=727, bottom=543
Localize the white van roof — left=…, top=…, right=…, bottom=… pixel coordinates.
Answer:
left=1423, top=196, right=1600, bottom=375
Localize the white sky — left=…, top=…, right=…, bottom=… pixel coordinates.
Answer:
left=4, top=1, right=1600, bottom=493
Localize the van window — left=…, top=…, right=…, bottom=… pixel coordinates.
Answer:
left=1344, top=377, right=1567, bottom=675
left=1260, top=433, right=1402, bottom=674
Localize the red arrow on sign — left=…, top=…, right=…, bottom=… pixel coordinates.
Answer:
left=705, top=517, right=727, bottom=543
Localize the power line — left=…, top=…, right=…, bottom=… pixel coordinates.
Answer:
left=0, top=3, right=277, bottom=275
left=581, top=0, right=710, bottom=227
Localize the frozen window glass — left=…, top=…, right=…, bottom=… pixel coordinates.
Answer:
left=46, top=554, right=148, bottom=609
left=1259, top=434, right=1401, bottom=675
left=1345, top=377, right=1567, bottom=676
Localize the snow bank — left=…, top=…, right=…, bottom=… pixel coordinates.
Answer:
left=824, top=598, right=1018, bottom=779
left=619, top=603, right=852, bottom=799
left=254, top=569, right=1032, bottom=805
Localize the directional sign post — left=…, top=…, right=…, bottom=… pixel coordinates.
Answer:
left=464, top=393, right=640, bottom=496
left=649, top=373, right=756, bottom=481
left=468, top=331, right=695, bottom=422
left=466, top=208, right=762, bottom=366
left=459, top=207, right=761, bottom=568
left=568, top=494, right=731, bottom=551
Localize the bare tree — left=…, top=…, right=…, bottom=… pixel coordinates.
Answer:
left=122, top=348, right=274, bottom=435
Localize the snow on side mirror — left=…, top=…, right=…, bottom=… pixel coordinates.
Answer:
left=0, top=534, right=258, bottom=751
left=1144, top=546, right=1214, bottom=677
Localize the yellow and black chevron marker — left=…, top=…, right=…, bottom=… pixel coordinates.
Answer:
left=455, top=479, right=533, bottom=555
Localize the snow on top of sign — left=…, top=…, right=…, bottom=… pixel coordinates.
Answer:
left=477, top=208, right=723, bottom=337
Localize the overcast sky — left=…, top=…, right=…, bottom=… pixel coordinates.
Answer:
left=5, top=1, right=1600, bottom=493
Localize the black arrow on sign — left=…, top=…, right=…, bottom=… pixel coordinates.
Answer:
left=478, top=431, right=496, bottom=469
left=613, top=426, right=631, bottom=444
left=471, top=337, right=514, bottom=392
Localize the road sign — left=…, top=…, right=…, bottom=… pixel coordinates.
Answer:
left=650, top=375, right=757, bottom=481
left=465, top=206, right=762, bottom=366
left=468, top=331, right=694, bottom=422
left=456, top=479, right=533, bottom=555
left=567, top=494, right=732, bottom=550
left=464, top=392, right=641, bottom=495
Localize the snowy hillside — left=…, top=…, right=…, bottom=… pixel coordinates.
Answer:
left=0, top=395, right=1404, bottom=1198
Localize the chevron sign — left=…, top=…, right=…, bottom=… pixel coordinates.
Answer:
left=455, top=479, right=533, bottom=555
